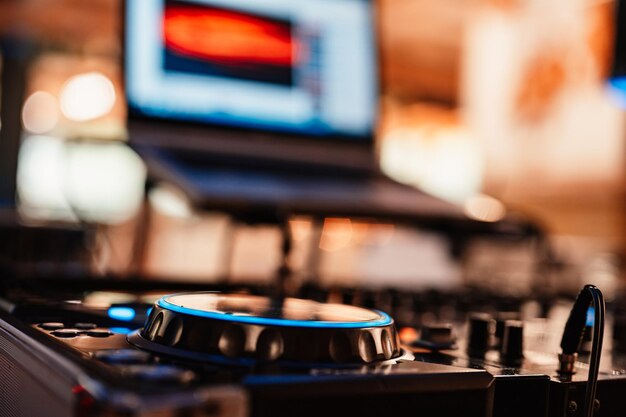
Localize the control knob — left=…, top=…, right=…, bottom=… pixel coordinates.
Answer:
left=467, top=313, right=494, bottom=357
left=500, top=320, right=524, bottom=365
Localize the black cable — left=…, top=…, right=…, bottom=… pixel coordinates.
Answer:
left=561, top=287, right=592, bottom=354
left=559, top=284, right=605, bottom=417
left=585, top=288, right=605, bottom=417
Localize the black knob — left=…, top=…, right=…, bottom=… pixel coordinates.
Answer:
left=495, top=312, right=520, bottom=348
left=421, top=323, right=455, bottom=345
left=412, top=323, right=457, bottom=350
left=467, top=313, right=494, bottom=357
left=500, top=320, right=524, bottom=364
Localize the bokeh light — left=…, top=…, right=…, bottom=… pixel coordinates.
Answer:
left=319, top=218, right=353, bottom=252
left=22, top=91, right=60, bottom=134
left=18, top=135, right=146, bottom=224
left=63, top=141, right=146, bottom=223
left=464, top=193, right=506, bottom=223
left=381, top=127, right=483, bottom=204
left=17, top=135, right=74, bottom=220
left=148, top=185, right=193, bottom=219
left=60, top=72, right=116, bottom=121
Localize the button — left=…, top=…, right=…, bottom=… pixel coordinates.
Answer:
left=39, top=322, right=64, bottom=331
left=86, top=330, right=112, bottom=338
left=51, top=329, right=79, bottom=338
left=94, top=349, right=151, bottom=364
left=123, top=365, right=194, bottom=384
left=74, top=323, right=97, bottom=330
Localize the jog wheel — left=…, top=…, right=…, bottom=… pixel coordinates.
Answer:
left=128, top=292, right=401, bottom=365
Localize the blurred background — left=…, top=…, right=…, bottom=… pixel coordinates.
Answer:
left=0, top=0, right=624, bottom=300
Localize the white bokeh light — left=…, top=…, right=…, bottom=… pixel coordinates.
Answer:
left=63, top=141, right=146, bottom=224
left=381, top=127, right=484, bottom=203
left=60, top=72, right=116, bottom=122
left=22, top=91, right=60, bottom=134
left=17, top=136, right=146, bottom=224
left=17, top=135, right=74, bottom=220
left=148, top=185, right=193, bottom=219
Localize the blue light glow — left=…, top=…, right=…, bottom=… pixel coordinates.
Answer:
left=157, top=298, right=392, bottom=329
left=109, top=327, right=133, bottom=334
left=607, top=78, right=626, bottom=108
left=108, top=306, right=136, bottom=322
left=586, top=306, right=595, bottom=327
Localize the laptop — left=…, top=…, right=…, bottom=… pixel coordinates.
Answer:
left=124, top=0, right=469, bottom=226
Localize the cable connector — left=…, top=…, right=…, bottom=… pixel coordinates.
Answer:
left=557, top=352, right=578, bottom=376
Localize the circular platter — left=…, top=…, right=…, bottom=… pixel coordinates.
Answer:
left=128, top=292, right=402, bottom=365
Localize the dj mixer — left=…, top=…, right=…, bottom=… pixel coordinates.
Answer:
left=0, top=281, right=623, bottom=417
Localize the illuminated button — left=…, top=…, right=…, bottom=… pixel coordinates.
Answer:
left=52, top=329, right=79, bottom=338
left=39, top=322, right=64, bottom=331
left=108, top=306, right=136, bottom=322
left=109, top=327, right=133, bottom=335
left=74, top=323, right=97, bottom=330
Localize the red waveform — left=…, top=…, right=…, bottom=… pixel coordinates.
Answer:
left=164, top=6, right=298, bottom=67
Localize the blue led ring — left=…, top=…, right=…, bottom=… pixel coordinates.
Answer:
left=157, top=296, right=392, bottom=329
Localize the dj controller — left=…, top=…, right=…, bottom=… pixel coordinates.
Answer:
left=0, top=280, right=624, bottom=417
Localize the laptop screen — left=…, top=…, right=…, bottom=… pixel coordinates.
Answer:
left=125, top=0, right=377, bottom=141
